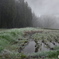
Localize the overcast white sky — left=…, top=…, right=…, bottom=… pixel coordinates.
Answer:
left=25, top=0, right=59, bottom=17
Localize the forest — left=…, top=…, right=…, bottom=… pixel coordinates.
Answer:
left=0, top=0, right=32, bottom=28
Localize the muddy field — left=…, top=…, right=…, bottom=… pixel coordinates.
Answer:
left=0, top=28, right=59, bottom=59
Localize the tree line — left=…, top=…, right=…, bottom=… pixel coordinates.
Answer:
left=0, top=0, right=32, bottom=28
left=0, top=0, right=57, bottom=29
left=32, top=14, right=58, bottom=29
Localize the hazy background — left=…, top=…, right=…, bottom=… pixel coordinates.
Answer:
left=25, top=0, right=59, bottom=29
left=25, top=0, right=59, bottom=17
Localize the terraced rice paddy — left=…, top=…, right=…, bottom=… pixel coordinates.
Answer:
left=0, top=27, right=59, bottom=59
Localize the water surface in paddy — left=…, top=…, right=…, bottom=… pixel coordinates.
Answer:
left=22, top=40, right=59, bottom=54
left=22, top=40, right=49, bottom=54
left=22, top=41, right=36, bottom=54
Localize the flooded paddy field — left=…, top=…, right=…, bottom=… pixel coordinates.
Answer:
left=0, top=28, right=59, bottom=59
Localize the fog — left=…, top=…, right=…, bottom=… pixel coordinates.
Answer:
left=25, top=0, right=59, bottom=29
left=25, top=0, right=59, bottom=17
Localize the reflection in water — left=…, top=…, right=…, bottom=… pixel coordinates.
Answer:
left=22, top=40, right=40, bottom=54
left=54, top=42, right=59, bottom=46
left=22, top=40, right=50, bottom=54
left=41, top=43, right=50, bottom=51
left=22, top=40, right=59, bottom=54
left=22, top=41, right=36, bottom=54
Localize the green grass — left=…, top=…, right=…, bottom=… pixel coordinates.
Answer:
left=29, top=49, right=59, bottom=58
left=0, top=27, right=59, bottom=59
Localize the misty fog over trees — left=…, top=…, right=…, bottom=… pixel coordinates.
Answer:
left=32, top=15, right=59, bottom=29
left=0, top=0, right=59, bottom=29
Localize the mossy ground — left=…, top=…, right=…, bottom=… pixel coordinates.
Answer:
left=0, top=27, right=59, bottom=59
